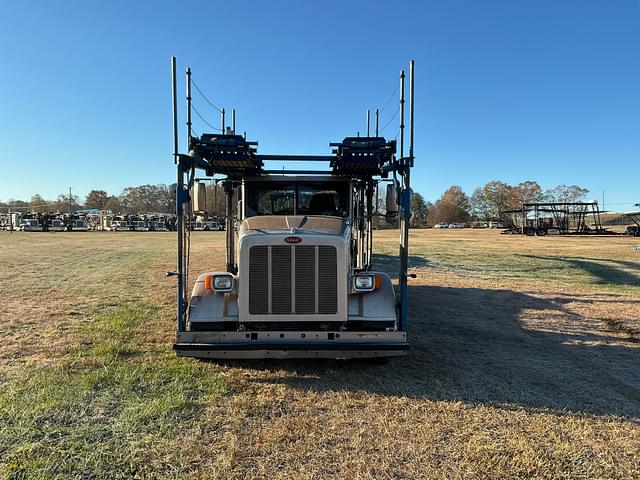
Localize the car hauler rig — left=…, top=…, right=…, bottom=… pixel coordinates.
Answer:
left=169, top=58, right=415, bottom=359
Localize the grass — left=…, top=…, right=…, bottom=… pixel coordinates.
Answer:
left=0, top=303, right=226, bottom=479
left=0, top=230, right=639, bottom=478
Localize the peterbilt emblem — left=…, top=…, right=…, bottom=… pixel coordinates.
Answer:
left=284, top=236, right=302, bottom=244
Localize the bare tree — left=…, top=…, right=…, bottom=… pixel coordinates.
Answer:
left=514, top=181, right=543, bottom=204
left=545, top=184, right=589, bottom=203
left=104, top=196, right=121, bottom=212
left=53, top=193, right=81, bottom=213
left=29, top=194, right=50, bottom=213
left=84, top=190, right=109, bottom=209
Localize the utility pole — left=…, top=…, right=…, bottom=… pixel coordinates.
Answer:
left=69, top=187, right=73, bottom=214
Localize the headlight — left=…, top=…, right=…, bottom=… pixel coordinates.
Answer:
left=205, top=274, right=233, bottom=292
left=353, top=274, right=375, bottom=292
left=213, top=275, right=233, bottom=291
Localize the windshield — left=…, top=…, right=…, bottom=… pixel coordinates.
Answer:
left=245, top=180, right=349, bottom=217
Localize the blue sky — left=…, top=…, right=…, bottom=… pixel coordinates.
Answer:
left=0, top=0, right=638, bottom=210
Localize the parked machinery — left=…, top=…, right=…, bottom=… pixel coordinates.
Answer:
left=502, top=202, right=608, bottom=235
left=624, top=206, right=640, bottom=236
left=48, top=213, right=67, bottom=231
left=15, top=212, right=42, bottom=231
left=105, top=214, right=132, bottom=231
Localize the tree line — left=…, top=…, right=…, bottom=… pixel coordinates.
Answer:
left=0, top=185, right=176, bottom=214
left=408, top=181, right=589, bottom=227
left=0, top=183, right=231, bottom=216
left=1, top=180, right=589, bottom=228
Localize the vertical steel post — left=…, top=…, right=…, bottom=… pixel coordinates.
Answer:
left=409, top=61, right=415, bottom=161
left=172, top=57, right=186, bottom=332
left=225, top=181, right=237, bottom=273
left=400, top=70, right=405, bottom=159
left=232, top=109, right=236, bottom=134
left=354, top=185, right=363, bottom=269
left=367, top=110, right=370, bottom=137
left=186, top=68, right=192, bottom=143
left=375, top=109, right=379, bottom=137
left=399, top=62, right=413, bottom=332
left=221, top=107, right=226, bottom=134
left=397, top=69, right=406, bottom=328
left=366, top=182, right=374, bottom=270
left=172, top=57, right=179, bottom=165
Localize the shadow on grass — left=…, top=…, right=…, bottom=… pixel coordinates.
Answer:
left=372, top=254, right=431, bottom=276
left=228, top=285, right=640, bottom=420
left=519, top=254, right=640, bottom=287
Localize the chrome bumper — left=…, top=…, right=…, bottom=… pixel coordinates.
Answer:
left=174, top=330, right=408, bottom=359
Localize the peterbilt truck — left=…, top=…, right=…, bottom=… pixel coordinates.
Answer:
left=169, top=58, right=415, bottom=359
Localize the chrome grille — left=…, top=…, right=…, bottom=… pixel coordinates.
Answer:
left=248, top=245, right=337, bottom=315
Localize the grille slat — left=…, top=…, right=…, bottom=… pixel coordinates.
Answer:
left=318, top=246, right=338, bottom=314
left=248, top=246, right=269, bottom=314
left=249, top=244, right=337, bottom=316
left=271, top=246, right=292, bottom=314
left=295, top=245, right=316, bottom=314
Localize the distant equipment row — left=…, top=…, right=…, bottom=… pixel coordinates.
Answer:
left=0, top=212, right=225, bottom=232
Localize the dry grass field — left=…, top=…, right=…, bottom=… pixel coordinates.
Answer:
left=1, top=229, right=639, bottom=479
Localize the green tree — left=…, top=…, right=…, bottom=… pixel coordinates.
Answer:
left=470, top=187, right=492, bottom=221
left=410, top=192, right=430, bottom=228
left=481, top=180, right=513, bottom=218
left=120, top=184, right=174, bottom=214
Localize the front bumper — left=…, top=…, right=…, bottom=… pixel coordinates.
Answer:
left=174, top=330, right=408, bottom=359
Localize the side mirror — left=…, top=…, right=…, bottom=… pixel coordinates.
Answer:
left=385, top=184, right=398, bottom=216
left=192, top=182, right=206, bottom=212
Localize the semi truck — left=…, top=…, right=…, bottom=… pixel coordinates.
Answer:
left=169, top=58, right=415, bottom=359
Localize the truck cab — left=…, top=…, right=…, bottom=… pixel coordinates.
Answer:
left=186, top=176, right=398, bottom=343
